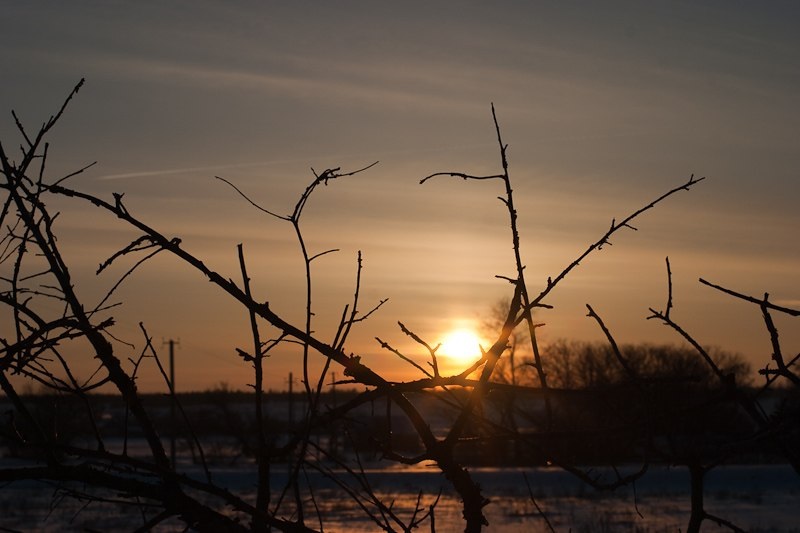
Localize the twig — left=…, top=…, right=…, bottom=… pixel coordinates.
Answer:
left=665, top=257, right=673, bottom=319
left=761, top=295, right=800, bottom=386
left=586, top=304, right=637, bottom=380
left=522, top=472, right=555, bottom=533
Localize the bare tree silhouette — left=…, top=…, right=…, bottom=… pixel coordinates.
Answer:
left=1, top=81, right=798, bottom=532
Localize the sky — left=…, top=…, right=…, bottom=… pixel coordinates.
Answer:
left=1, top=1, right=799, bottom=392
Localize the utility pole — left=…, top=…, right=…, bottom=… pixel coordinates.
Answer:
left=287, top=372, right=295, bottom=426
left=164, top=338, right=180, bottom=467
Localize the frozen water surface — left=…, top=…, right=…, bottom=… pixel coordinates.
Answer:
left=1, top=457, right=797, bottom=531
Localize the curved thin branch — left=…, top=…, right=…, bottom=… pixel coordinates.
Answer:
left=215, top=175, right=289, bottom=220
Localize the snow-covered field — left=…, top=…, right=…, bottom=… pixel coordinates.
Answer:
left=1, top=457, right=798, bottom=532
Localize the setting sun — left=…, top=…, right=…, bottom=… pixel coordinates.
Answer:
left=440, top=329, right=484, bottom=364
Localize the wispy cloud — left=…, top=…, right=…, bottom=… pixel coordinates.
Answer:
left=74, top=53, right=493, bottom=116
left=96, top=160, right=302, bottom=181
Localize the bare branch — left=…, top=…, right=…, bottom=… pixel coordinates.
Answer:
left=530, top=174, right=704, bottom=311
left=700, top=278, right=800, bottom=316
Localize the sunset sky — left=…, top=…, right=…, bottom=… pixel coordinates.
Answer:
left=2, top=1, right=798, bottom=392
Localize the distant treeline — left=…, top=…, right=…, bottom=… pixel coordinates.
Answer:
left=4, top=342, right=797, bottom=467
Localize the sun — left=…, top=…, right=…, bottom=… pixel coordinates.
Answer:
left=440, top=328, right=484, bottom=364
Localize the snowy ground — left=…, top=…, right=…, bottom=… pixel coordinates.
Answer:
left=1, top=456, right=798, bottom=532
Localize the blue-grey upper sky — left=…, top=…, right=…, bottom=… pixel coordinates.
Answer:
left=2, top=1, right=798, bottom=390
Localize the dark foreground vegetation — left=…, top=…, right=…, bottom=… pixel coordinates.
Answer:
left=1, top=81, right=798, bottom=532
